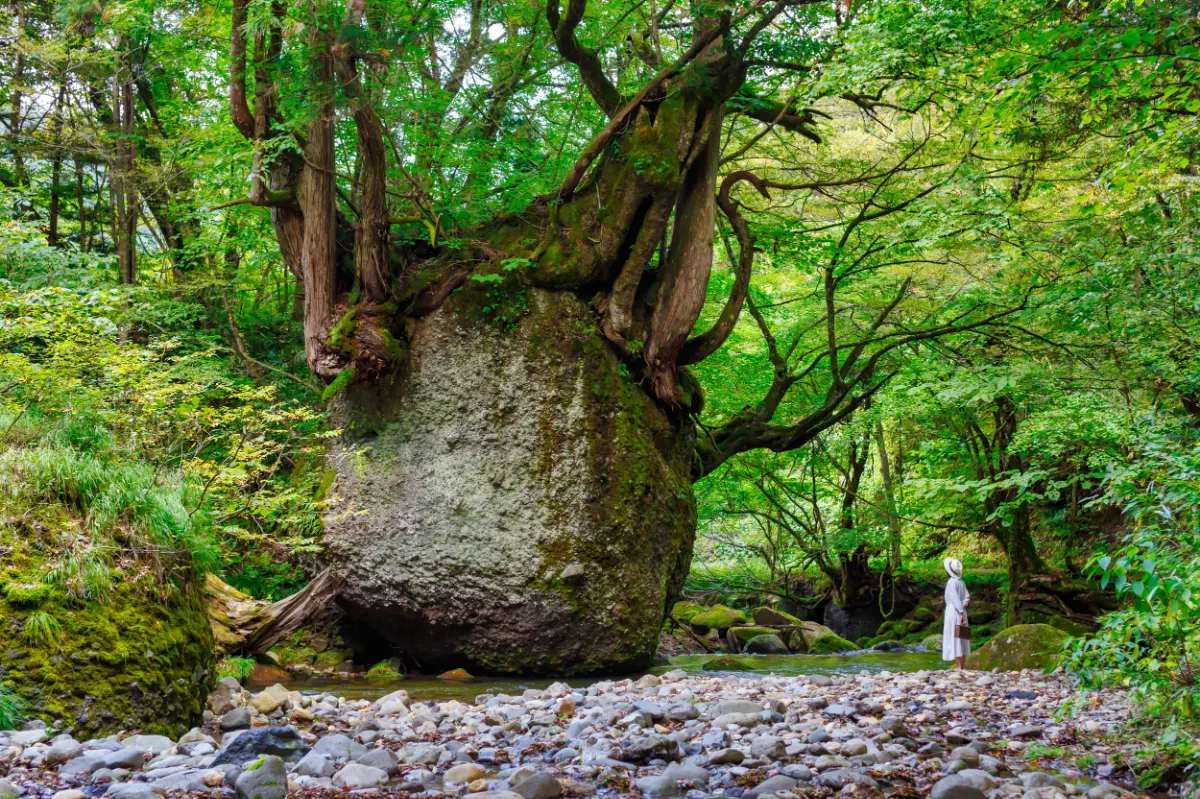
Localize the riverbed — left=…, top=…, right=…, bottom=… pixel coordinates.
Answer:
left=252, top=650, right=948, bottom=703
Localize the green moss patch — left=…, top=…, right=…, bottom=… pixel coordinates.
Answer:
left=690, top=605, right=748, bottom=633
left=728, top=626, right=779, bottom=646
left=808, top=633, right=856, bottom=654
left=0, top=581, right=213, bottom=737
left=670, top=601, right=705, bottom=625
left=966, top=623, right=1070, bottom=672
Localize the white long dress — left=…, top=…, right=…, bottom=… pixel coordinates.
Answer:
left=942, top=577, right=970, bottom=660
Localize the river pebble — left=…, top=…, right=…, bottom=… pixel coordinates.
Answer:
left=0, top=668, right=1151, bottom=798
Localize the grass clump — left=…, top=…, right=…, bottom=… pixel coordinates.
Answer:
left=23, top=611, right=62, bottom=647
left=216, top=657, right=256, bottom=682
left=367, top=661, right=403, bottom=680
left=0, top=686, right=26, bottom=730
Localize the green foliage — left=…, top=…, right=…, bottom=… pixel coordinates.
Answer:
left=366, top=661, right=403, bottom=680
left=216, top=657, right=256, bottom=682
left=0, top=685, right=27, bottom=731
left=1066, top=421, right=1200, bottom=756
left=23, top=611, right=62, bottom=647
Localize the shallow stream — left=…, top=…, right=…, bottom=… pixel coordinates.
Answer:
left=255, top=650, right=947, bottom=704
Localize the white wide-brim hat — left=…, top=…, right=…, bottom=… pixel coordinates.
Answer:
left=944, top=558, right=963, bottom=579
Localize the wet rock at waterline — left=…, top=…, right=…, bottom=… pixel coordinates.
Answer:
left=324, top=288, right=696, bottom=674
left=0, top=667, right=1151, bottom=799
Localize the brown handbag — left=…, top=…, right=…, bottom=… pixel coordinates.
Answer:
left=955, top=613, right=971, bottom=641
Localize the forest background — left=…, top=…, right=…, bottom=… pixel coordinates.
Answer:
left=1, top=0, right=1199, bottom=779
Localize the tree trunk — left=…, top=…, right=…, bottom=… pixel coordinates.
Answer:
left=112, top=46, right=137, bottom=285
left=875, top=420, right=903, bottom=570
left=8, top=0, right=27, bottom=189
left=206, top=570, right=341, bottom=655
left=298, top=34, right=338, bottom=377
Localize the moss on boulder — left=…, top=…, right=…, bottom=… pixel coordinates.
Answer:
left=808, top=633, right=856, bottom=654
left=366, top=662, right=403, bottom=680
left=968, top=606, right=997, bottom=625
left=1037, top=614, right=1093, bottom=638
left=701, top=656, right=760, bottom=671
left=0, top=582, right=213, bottom=738
left=324, top=288, right=697, bottom=675
left=670, top=601, right=705, bottom=625
left=966, top=623, right=1070, bottom=672
left=911, top=606, right=936, bottom=623
left=727, top=626, right=778, bottom=646
left=690, top=605, right=748, bottom=633
left=787, top=621, right=841, bottom=653
left=751, top=606, right=802, bottom=626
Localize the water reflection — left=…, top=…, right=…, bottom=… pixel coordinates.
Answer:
left=252, top=651, right=948, bottom=704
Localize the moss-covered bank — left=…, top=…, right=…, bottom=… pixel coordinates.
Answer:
left=0, top=580, right=213, bottom=737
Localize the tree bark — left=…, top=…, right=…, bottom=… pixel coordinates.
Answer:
left=112, top=46, right=138, bottom=285
left=334, top=0, right=391, bottom=304
left=8, top=0, right=28, bottom=189
left=48, top=81, right=66, bottom=247
left=645, top=108, right=723, bottom=405
left=875, top=420, right=902, bottom=570
left=205, top=570, right=342, bottom=655
left=299, top=35, right=338, bottom=377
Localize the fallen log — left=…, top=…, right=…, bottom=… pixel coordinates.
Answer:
left=205, top=568, right=342, bottom=655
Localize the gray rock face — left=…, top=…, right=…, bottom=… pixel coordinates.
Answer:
left=744, top=634, right=789, bottom=655
left=325, top=289, right=697, bottom=674
left=211, top=726, right=310, bottom=766
left=744, top=775, right=798, bottom=799
left=931, top=775, right=989, bottom=799
left=102, top=785, right=156, bottom=799
left=331, top=763, right=389, bottom=789
left=294, top=752, right=336, bottom=778
left=220, top=708, right=250, bottom=730
left=512, top=772, right=562, bottom=799
left=45, top=738, right=82, bottom=765
left=1021, top=771, right=1066, bottom=789
left=354, top=747, right=398, bottom=773
left=312, top=734, right=366, bottom=762
left=234, top=756, right=287, bottom=799
left=120, top=735, right=173, bottom=756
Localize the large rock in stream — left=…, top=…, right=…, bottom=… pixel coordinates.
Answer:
left=967, top=624, right=1071, bottom=672
left=325, top=288, right=696, bottom=674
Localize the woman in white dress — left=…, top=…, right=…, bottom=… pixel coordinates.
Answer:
left=942, top=557, right=970, bottom=668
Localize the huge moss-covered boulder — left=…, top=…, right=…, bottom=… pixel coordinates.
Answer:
left=689, top=605, right=749, bottom=633
left=0, top=581, right=213, bottom=737
left=324, top=289, right=696, bottom=675
left=966, top=624, right=1070, bottom=672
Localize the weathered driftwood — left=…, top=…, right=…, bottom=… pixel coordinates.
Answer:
left=205, top=569, right=341, bottom=655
